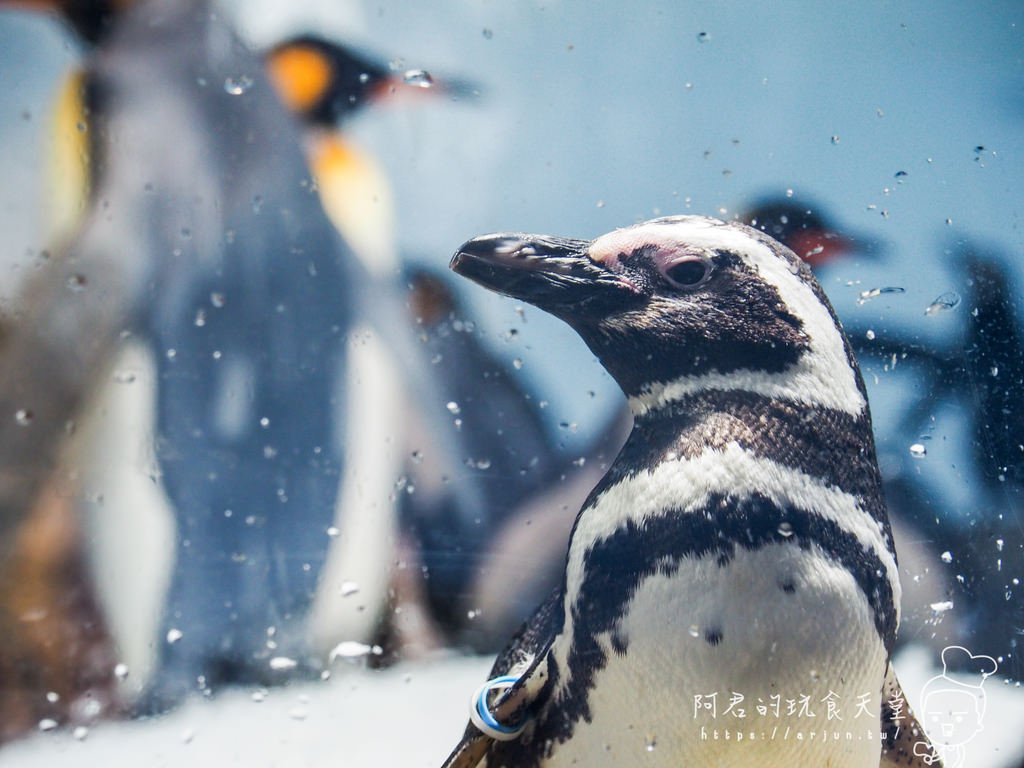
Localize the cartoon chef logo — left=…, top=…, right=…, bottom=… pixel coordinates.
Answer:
left=914, top=645, right=997, bottom=768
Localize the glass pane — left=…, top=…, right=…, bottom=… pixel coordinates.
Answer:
left=0, top=1, right=1021, bottom=765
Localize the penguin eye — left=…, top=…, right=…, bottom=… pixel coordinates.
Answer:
left=662, top=257, right=712, bottom=289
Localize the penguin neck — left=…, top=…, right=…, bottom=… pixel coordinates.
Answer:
left=616, top=387, right=884, bottom=504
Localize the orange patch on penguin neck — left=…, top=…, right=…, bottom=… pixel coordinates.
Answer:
left=267, top=45, right=333, bottom=114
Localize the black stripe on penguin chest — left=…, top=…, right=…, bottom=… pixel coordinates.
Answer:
left=606, top=392, right=893, bottom=545
left=546, top=493, right=896, bottom=751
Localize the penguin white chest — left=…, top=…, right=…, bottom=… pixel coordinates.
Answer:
left=545, top=540, right=889, bottom=767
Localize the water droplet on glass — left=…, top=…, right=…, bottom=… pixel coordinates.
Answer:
left=73, top=726, right=89, bottom=741
left=482, top=28, right=493, bottom=39
left=909, top=443, right=926, bottom=458
left=46, top=691, right=59, bottom=703
left=252, top=689, right=268, bottom=703
left=15, top=409, right=33, bottom=426
left=924, top=291, right=960, bottom=315
left=181, top=728, right=195, bottom=744
left=831, top=135, right=840, bottom=145
left=513, top=358, right=524, bottom=369
left=194, top=309, right=206, bottom=327
left=403, top=69, right=434, bottom=88
left=114, top=662, right=129, bottom=680
left=446, top=401, right=460, bottom=415
left=223, top=75, right=253, bottom=95
left=167, top=628, right=183, bottom=644
left=940, top=550, right=953, bottom=564
left=289, top=707, right=308, bottom=721
left=210, top=291, right=226, bottom=308
left=341, top=580, right=359, bottom=597
left=777, top=522, right=794, bottom=537
left=688, top=624, right=700, bottom=638
left=112, top=369, right=137, bottom=384
left=856, top=286, right=905, bottom=305
left=38, top=718, right=58, bottom=732
left=696, top=31, right=710, bottom=42
left=645, top=735, right=657, bottom=752
left=930, top=600, right=954, bottom=614
left=269, top=656, right=298, bottom=671
left=326, top=526, right=340, bottom=538
left=866, top=329, right=876, bottom=340
left=66, top=273, right=87, bottom=291
left=996, top=538, right=1004, bottom=552
left=329, top=641, right=373, bottom=662
left=990, top=366, right=999, bottom=377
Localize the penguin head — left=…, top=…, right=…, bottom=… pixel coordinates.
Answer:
left=452, top=216, right=859, bottom=407
left=266, top=36, right=391, bottom=126
left=267, top=35, right=478, bottom=127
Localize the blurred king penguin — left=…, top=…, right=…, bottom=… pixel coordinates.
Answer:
left=11, top=0, right=372, bottom=710
left=265, top=37, right=575, bottom=653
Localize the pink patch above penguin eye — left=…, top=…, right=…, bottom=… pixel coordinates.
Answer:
left=660, top=256, right=713, bottom=289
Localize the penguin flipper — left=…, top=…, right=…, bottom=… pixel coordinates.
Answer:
left=880, top=663, right=944, bottom=767
left=439, top=589, right=562, bottom=768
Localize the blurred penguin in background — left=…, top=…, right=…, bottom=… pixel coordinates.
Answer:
left=0, top=0, right=382, bottom=715
left=742, top=195, right=877, bottom=267
left=263, top=35, right=489, bottom=656
left=849, top=240, right=1024, bottom=674
left=399, top=267, right=580, bottom=648
left=955, top=247, right=1024, bottom=675
left=263, top=36, right=636, bottom=654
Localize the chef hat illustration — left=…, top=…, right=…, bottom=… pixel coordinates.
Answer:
left=921, top=645, right=997, bottom=719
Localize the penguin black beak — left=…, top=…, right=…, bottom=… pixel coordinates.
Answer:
left=450, top=233, right=637, bottom=317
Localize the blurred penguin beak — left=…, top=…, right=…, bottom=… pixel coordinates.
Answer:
left=368, top=70, right=480, bottom=106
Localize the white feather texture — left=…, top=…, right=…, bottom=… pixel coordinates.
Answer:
left=551, top=442, right=900, bottom=702
left=544, top=543, right=889, bottom=766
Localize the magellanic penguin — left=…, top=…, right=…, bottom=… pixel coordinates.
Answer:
left=441, top=216, right=941, bottom=767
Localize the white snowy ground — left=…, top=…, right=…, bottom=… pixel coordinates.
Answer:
left=2, top=656, right=491, bottom=768
left=3, top=648, right=1024, bottom=767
